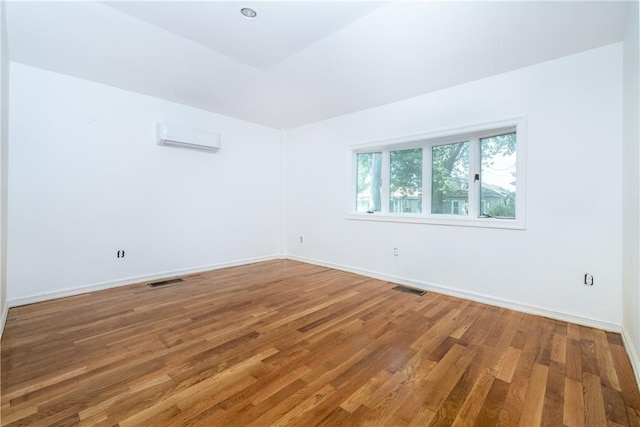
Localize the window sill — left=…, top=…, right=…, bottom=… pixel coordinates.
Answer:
left=345, top=213, right=525, bottom=230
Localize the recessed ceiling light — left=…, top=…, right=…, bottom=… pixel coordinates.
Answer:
left=240, top=7, right=257, bottom=19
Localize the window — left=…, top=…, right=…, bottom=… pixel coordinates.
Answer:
left=349, top=119, right=526, bottom=229
left=431, top=141, right=468, bottom=215
left=356, top=152, right=382, bottom=212
left=390, top=148, right=422, bottom=214
left=480, top=133, right=516, bottom=219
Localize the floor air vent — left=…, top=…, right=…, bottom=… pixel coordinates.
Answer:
left=392, top=285, right=426, bottom=296
left=148, top=278, right=184, bottom=288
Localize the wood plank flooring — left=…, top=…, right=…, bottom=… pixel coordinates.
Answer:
left=2, top=260, right=640, bottom=426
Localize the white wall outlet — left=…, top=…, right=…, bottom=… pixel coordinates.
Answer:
left=584, top=273, right=594, bottom=286
left=394, top=247, right=399, bottom=256
left=299, top=236, right=303, bottom=243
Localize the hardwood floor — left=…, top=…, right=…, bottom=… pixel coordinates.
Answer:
left=2, top=260, right=640, bottom=426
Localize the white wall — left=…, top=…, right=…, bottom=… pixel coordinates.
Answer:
left=7, top=64, right=282, bottom=304
left=0, top=0, right=8, bottom=334
left=623, top=0, right=640, bottom=385
left=286, top=44, right=623, bottom=330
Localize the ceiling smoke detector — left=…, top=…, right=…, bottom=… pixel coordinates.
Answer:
left=240, top=7, right=257, bottom=19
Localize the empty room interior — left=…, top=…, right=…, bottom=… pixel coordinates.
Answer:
left=1, top=0, right=640, bottom=425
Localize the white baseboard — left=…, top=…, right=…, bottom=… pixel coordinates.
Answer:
left=8, top=255, right=281, bottom=308
left=286, top=255, right=622, bottom=333
left=0, top=301, right=7, bottom=339
left=621, top=328, right=640, bottom=393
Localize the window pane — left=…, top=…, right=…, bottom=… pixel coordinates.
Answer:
left=356, top=152, right=382, bottom=212
left=390, top=148, right=422, bottom=213
left=480, top=132, right=516, bottom=218
left=431, top=141, right=469, bottom=215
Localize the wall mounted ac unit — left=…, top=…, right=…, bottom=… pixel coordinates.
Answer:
left=156, top=123, right=221, bottom=152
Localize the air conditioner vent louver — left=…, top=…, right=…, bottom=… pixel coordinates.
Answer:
left=156, top=123, right=221, bottom=152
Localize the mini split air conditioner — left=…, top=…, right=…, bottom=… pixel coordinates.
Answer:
left=156, top=123, right=221, bottom=152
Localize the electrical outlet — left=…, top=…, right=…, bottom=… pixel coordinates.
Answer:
left=584, top=273, right=594, bottom=286
left=394, top=248, right=399, bottom=256
left=299, top=236, right=303, bottom=243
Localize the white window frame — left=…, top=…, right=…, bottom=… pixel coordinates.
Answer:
left=347, top=117, right=527, bottom=230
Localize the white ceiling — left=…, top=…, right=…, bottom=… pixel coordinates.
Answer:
left=6, top=1, right=629, bottom=129
left=103, top=1, right=384, bottom=70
